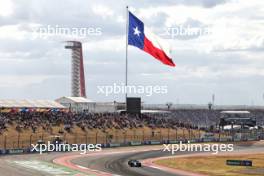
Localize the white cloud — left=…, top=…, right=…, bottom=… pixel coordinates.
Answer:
left=84, top=37, right=124, bottom=51
left=136, top=0, right=264, bottom=53
left=0, top=75, right=53, bottom=88
left=0, top=0, right=14, bottom=17
left=92, top=4, right=114, bottom=18
left=0, top=24, right=28, bottom=40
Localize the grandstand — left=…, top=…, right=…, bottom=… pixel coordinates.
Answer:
left=0, top=110, right=202, bottom=149
left=0, top=101, right=264, bottom=150
left=219, top=111, right=257, bottom=129
left=143, top=104, right=264, bottom=110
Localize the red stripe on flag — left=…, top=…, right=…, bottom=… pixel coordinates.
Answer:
left=143, top=37, right=175, bottom=67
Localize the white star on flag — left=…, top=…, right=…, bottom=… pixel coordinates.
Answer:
left=133, top=27, right=141, bottom=36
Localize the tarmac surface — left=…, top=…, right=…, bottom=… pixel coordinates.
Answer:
left=0, top=141, right=263, bottom=176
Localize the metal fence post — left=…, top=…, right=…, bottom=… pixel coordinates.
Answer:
left=114, top=129, right=119, bottom=142
left=159, top=128, right=162, bottom=141
left=142, top=129, right=145, bottom=142
left=17, top=133, right=20, bottom=148
left=167, top=128, right=170, bottom=141
left=183, top=128, right=185, bottom=140
left=123, top=130, right=127, bottom=143
left=105, top=132, right=108, bottom=144
left=29, top=134, right=32, bottom=148
left=4, top=135, right=7, bottom=150
left=96, top=132, right=98, bottom=144
left=175, top=128, right=178, bottom=140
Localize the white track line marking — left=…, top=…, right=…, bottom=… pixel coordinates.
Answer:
left=76, top=165, right=88, bottom=170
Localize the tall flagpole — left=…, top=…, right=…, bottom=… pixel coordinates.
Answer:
left=125, top=6, right=129, bottom=101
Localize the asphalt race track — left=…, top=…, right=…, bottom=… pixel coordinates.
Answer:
left=71, top=149, right=182, bottom=176
left=71, top=143, right=264, bottom=176
left=1, top=142, right=264, bottom=176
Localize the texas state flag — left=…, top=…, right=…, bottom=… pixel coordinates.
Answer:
left=128, top=12, right=175, bottom=67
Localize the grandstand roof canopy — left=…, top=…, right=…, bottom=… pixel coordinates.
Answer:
left=0, top=99, right=65, bottom=108
left=221, top=111, right=250, bottom=114
left=141, top=110, right=171, bottom=114
left=56, top=96, right=94, bottom=103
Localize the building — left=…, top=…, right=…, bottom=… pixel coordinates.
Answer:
left=55, top=97, right=94, bottom=112
left=55, top=96, right=117, bottom=113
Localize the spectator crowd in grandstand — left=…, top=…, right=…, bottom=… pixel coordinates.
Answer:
left=0, top=109, right=264, bottom=134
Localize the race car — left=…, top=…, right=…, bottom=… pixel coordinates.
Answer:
left=128, top=160, right=142, bottom=167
